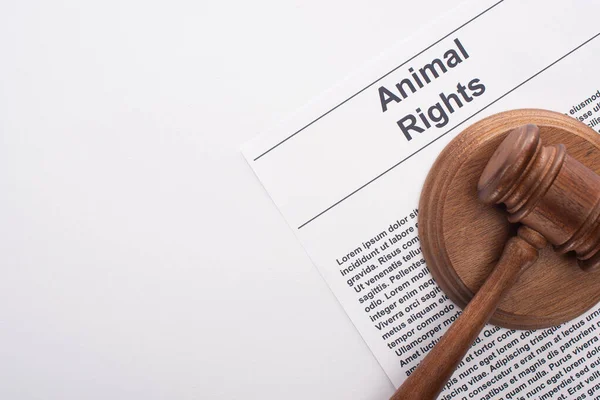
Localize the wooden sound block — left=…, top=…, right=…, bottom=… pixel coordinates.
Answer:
left=419, top=109, right=600, bottom=329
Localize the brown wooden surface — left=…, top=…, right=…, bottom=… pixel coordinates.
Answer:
left=390, top=227, right=546, bottom=400
left=419, top=109, right=600, bottom=330
left=478, top=124, right=600, bottom=271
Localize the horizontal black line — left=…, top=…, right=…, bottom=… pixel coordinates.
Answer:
left=297, top=32, right=600, bottom=230
left=252, top=0, right=505, bottom=161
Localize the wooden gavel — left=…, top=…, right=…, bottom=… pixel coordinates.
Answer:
left=391, top=124, right=600, bottom=400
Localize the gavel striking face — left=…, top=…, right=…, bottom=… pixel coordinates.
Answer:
left=391, top=123, right=600, bottom=400
left=478, top=124, right=600, bottom=271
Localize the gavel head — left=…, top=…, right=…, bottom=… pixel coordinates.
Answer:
left=478, top=124, right=600, bottom=271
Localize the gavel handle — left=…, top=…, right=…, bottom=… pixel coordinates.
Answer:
left=390, top=226, right=546, bottom=400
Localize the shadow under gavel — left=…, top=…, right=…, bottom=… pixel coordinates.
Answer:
left=391, top=124, right=600, bottom=400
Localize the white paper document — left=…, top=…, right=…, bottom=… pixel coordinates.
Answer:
left=243, top=1, right=600, bottom=398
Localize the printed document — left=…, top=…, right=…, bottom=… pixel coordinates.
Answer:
left=243, top=1, right=600, bottom=398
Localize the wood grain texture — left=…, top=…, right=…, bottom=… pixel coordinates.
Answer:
left=390, top=227, right=546, bottom=400
left=478, top=124, right=600, bottom=271
left=419, top=109, right=600, bottom=330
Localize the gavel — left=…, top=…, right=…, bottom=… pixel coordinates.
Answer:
left=391, top=124, right=600, bottom=400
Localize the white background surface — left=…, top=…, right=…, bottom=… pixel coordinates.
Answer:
left=0, top=1, right=459, bottom=399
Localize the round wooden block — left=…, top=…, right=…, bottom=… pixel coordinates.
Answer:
left=419, top=109, right=600, bottom=330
